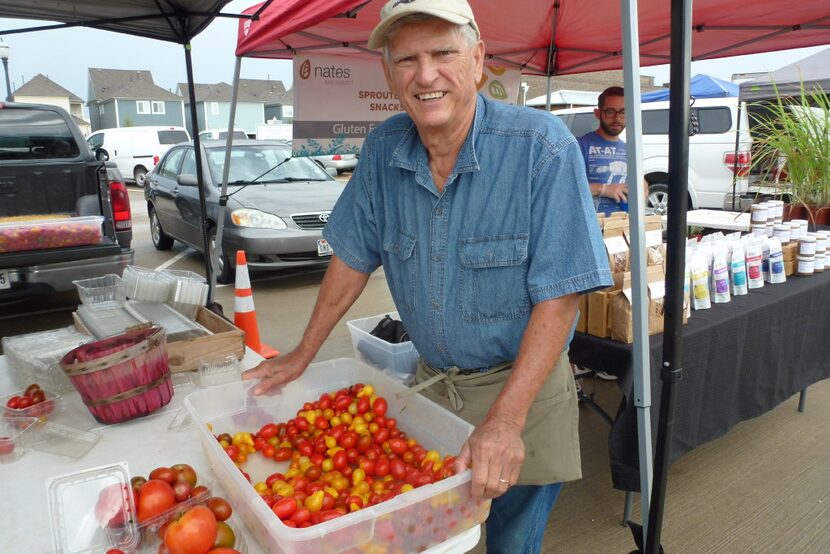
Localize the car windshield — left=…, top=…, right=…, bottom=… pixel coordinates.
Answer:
left=205, top=144, right=332, bottom=184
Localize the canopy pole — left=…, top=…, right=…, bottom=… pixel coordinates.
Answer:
left=208, top=55, right=243, bottom=302
left=646, top=0, right=693, bottom=551
left=544, top=1, right=561, bottom=111
left=183, top=42, right=213, bottom=289
left=620, top=0, right=653, bottom=543
left=730, top=102, right=743, bottom=210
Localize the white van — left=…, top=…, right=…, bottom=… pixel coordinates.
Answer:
left=198, top=129, right=248, bottom=141
left=86, top=126, right=190, bottom=186
left=554, top=97, right=752, bottom=213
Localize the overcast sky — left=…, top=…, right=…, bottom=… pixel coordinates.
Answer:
left=0, top=1, right=826, bottom=102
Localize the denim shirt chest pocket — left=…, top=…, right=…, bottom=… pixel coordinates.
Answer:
left=382, top=228, right=417, bottom=311
left=459, top=234, right=530, bottom=322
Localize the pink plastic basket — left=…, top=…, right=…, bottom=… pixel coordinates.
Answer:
left=59, top=326, right=173, bottom=424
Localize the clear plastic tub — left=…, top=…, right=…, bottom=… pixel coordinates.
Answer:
left=0, top=416, right=38, bottom=463
left=73, top=274, right=124, bottom=306
left=0, top=215, right=103, bottom=253
left=347, top=312, right=419, bottom=384
left=183, top=358, right=490, bottom=554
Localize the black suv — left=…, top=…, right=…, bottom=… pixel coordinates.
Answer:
left=0, top=102, right=134, bottom=308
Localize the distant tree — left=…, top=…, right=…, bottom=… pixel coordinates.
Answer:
left=123, top=114, right=134, bottom=127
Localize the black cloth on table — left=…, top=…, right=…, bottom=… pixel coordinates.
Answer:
left=569, top=269, right=830, bottom=491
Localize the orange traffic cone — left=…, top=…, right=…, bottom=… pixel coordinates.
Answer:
left=234, top=250, right=279, bottom=359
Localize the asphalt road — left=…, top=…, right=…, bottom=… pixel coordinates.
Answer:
left=1, top=179, right=398, bottom=362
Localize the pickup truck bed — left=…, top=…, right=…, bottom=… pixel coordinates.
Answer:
left=0, top=102, right=133, bottom=308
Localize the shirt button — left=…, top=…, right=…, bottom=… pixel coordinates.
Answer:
left=432, top=301, right=440, bottom=310
left=437, top=346, right=444, bottom=353
left=433, top=255, right=442, bottom=262
left=435, top=208, right=443, bottom=216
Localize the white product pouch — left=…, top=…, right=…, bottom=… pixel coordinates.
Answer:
left=730, top=242, right=748, bottom=296
left=712, top=245, right=731, bottom=303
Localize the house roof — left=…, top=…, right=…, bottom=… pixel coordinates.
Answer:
left=523, top=70, right=661, bottom=103
left=88, top=68, right=182, bottom=102
left=14, top=73, right=83, bottom=102
left=71, top=114, right=91, bottom=127
left=177, top=78, right=290, bottom=104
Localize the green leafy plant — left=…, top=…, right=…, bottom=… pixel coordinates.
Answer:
left=750, top=82, right=830, bottom=210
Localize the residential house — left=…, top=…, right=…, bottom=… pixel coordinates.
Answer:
left=88, top=68, right=185, bottom=131
left=13, top=74, right=92, bottom=135
left=177, top=78, right=292, bottom=136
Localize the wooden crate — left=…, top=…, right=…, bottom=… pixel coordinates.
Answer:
left=74, top=306, right=245, bottom=373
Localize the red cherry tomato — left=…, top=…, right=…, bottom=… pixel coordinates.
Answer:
left=149, top=467, right=178, bottom=486
left=272, top=497, right=298, bottom=520
left=372, top=398, right=388, bottom=417
left=259, top=423, right=279, bottom=439
left=24, top=383, right=42, bottom=397
left=5, top=396, right=21, bottom=410
left=28, top=389, right=46, bottom=405
left=206, top=497, right=233, bottom=522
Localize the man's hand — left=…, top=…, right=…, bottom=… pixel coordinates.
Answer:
left=602, top=183, right=629, bottom=202
left=454, top=415, right=525, bottom=499
left=242, top=349, right=310, bottom=395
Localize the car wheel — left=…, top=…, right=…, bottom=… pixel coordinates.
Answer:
left=208, top=226, right=234, bottom=285
left=149, top=207, right=174, bottom=250
left=134, top=166, right=148, bottom=187
left=647, top=183, right=669, bottom=216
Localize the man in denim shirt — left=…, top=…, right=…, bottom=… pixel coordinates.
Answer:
left=245, top=0, right=611, bottom=551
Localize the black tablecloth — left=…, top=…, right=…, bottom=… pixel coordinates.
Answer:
left=569, top=269, right=830, bottom=491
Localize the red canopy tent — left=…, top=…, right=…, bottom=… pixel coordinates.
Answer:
left=235, top=0, right=830, bottom=76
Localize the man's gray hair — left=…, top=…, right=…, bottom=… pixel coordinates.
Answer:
left=380, top=13, right=479, bottom=63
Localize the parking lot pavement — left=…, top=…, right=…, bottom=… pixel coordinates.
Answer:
left=2, top=178, right=395, bottom=363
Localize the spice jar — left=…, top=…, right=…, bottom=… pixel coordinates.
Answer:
left=796, top=255, right=815, bottom=276
left=798, top=235, right=816, bottom=257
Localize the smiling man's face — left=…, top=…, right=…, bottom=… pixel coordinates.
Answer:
left=382, top=18, right=483, bottom=137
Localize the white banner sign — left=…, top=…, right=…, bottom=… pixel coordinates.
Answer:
left=293, top=53, right=521, bottom=156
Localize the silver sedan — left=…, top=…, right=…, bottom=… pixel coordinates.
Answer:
left=144, top=140, right=346, bottom=283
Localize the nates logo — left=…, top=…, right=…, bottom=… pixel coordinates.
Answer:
left=299, top=59, right=312, bottom=80
left=243, top=20, right=252, bottom=37
left=298, top=59, right=351, bottom=80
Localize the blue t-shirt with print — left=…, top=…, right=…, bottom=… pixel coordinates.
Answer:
left=577, top=130, right=628, bottom=216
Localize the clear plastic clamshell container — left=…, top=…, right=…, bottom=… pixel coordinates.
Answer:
left=73, top=274, right=125, bottom=307
left=197, top=354, right=242, bottom=388
left=0, top=416, right=38, bottom=463
left=184, top=358, right=490, bottom=554
left=3, top=326, right=93, bottom=393
left=47, top=462, right=140, bottom=554
left=120, top=265, right=176, bottom=303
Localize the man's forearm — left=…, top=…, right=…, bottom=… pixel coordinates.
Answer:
left=486, top=294, right=579, bottom=430
left=295, top=255, right=371, bottom=362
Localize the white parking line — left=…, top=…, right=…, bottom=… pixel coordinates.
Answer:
left=154, top=247, right=195, bottom=272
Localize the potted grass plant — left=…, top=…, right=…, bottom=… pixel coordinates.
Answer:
left=750, top=83, right=830, bottom=225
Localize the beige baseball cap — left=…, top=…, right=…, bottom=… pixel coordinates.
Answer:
left=367, top=0, right=480, bottom=50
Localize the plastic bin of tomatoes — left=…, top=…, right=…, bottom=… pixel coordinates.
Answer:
left=1, top=383, right=58, bottom=420
left=0, top=215, right=103, bottom=253
left=184, top=358, right=491, bottom=554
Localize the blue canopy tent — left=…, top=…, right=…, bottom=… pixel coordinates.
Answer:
left=642, top=73, right=739, bottom=102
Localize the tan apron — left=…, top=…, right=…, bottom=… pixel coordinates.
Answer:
left=404, top=351, right=581, bottom=485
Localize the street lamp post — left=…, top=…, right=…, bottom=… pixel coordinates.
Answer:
left=0, top=44, right=12, bottom=102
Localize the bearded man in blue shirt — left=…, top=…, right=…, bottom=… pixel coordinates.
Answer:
left=244, top=0, right=611, bottom=551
